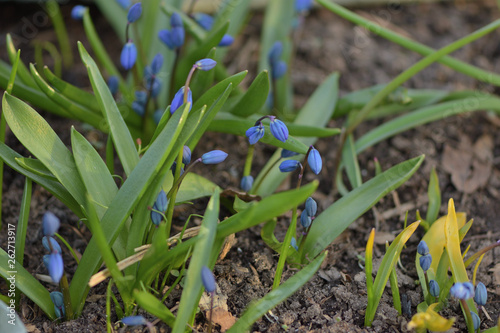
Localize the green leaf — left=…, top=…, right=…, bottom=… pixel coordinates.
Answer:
left=0, top=249, right=56, bottom=319
left=176, top=173, right=220, bottom=203
left=230, top=71, right=270, bottom=117
left=78, top=42, right=140, bottom=176
left=2, top=93, right=87, bottom=207
left=426, top=167, right=441, bottom=225
left=365, top=222, right=419, bottom=326
left=173, top=189, right=219, bottom=333
left=303, top=155, right=424, bottom=260
left=133, top=290, right=175, bottom=327
left=193, top=71, right=247, bottom=112
left=6, top=34, right=36, bottom=89
left=342, top=134, right=362, bottom=189
left=228, top=252, right=327, bottom=333
left=15, top=157, right=58, bottom=182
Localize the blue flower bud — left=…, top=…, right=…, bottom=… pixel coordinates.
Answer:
left=300, top=212, right=312, bottom=228
left=155, top=189, right=168, bottom=213
left=170, top=27, right=185, bottom=48
left=201, top=265, right=216, bottom=293
left=135, top=90, right=147, bottom=104
left=195, top=58, right=217, bottom=71
left=150, top=78, right=162, bottom=98
left=48, top=252, right=64, bottom=284
left=245, top=123, right=265, bottom=145
left=291, top=237, right=298, bottom=251
left=43, top=254, right=50, bottom=270
left=170, top=12, right=183, bottom=28
left=71, top=5, right=86, bottom=20
left=296, top=0, right=313, bottom=12
left=281, top=149, right=299, bottom=158
left=269, top=117, right=288, bottom=142
left=127, top=3, right=142, bottom=23
left=150, top=203, right=163, bottom=226
left=107, top=76, right=119, bottom=95
left=419, top=253, right=432, bottom=272
left=450, top=282, right=475, bottom=300
left=158, top=30, right=175, bottom=50
left=50, top=291, right=65, bottom=319
left=170, top=161, right=185, bottom=177
left=268, top=41, right=283, bottom=64
left=132, top=101, right=145, bottom=116
left=279, top=160, right=301, bottom=173
left=194, top=13, right=214, bottom=31
left=42, top=236, right=62, bottom=254
left=42, top=211, right=60, bottom=236
left=474, top=282, right=487, bottom=306
left=201, top=150, right=228, bottom=165
left=417, top=240, right=429, bottom=256
left=122, top=315, right=148, bottom=326
left=305, top=197, right=317, bottom=216
left=170, top=87, right=192, bottom=114
left=471, top=311, right=480, bottom=331
left=218, top=34, right=234, bottom=47
left=271, top=61, right=287, bottom=80
left=120, top=41, right=137, bottom=70
left=240, top=175, right=254, bottom=192
left=116, top=0, right=131, bottom=9
left=150, top=53, right=164, bottom=74
left=182, top=146, right=192, bottom=165
left=307, top=146, right=322, bottom=175
left=429, top=279, right=440, bottom=297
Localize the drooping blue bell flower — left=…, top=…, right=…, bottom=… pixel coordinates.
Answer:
left=307, top=146, right=322, bottom=175
left=42, top=236, right=62, bottom=254
left=182, top=146, right=192, bottom=165
left=240, top=175, right=254, bottom=192
left=419, top=253, right=432, bottom=272
left=269, top=117, right=288, bottom=142
left=50, top=291, right=65, bottom=319
left=281, top=149, right=299, bottom=158
left=120, top=41, right=137, bottom=70
left=429, top=279, right=440, bottom=297
left=150, top=190, right=168, bottom=226
left=218, top=34, right=234, bottom=47
left=122, top=316, right=148, bottom=326
left=150, top=53, right=164, bottom=74
left=268, top=41, right=283, bottom=64
left=71, top=5, right=86, bottom=20
left=158, top=30, right=175, bottom=49
left=170, top=86, right=192, bottom=114
left=474, top=282, right=487, bottom=306
left=194, top=13, right=214, bottom=31
left=300, top=213, right=312, bottom=228
left=201, top=266, right=216, bottom=293
left=107, top=76, right=119, bottom=95
left=450, top=282, right=475, bottom=300
left=42, top=211, right=60, bottom=236
left=48, top=252, right=64, bottom=284
left=271, top=60, right=287, bottom=80
left=305, top=197, right=317, bottom=216
left=195, top=58, right=217, bottom=71
left=116, top=0, right=131, bottom=10
left=168, top=12, right=185, bottom=48
left=245, top=123, right=265, bottom=145
left=279, top=160, right=301, bottom=173
left=471, top=311, right=481, bottom=331
left=127, top=3, right=142, bottom=23
left=201, top=150, right=228, bottom=165
left=417, top=240, right=429, bottom=256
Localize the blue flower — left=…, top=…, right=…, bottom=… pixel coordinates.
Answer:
left=149, top=78, right=162, bottom=98
left=42, top=211, right=60, bottom=236
left=218, top=34, right=234, bottom=47
left=196, top=58, right=217, bottom=71
left=132, top=101, right=145, bottom=116
left=450, top=282, right=475, bottom=300
left=182, top=146, right=192, bottom=165
left=170, top=12, right=183, bottom=28
left=71, top=5, right=86, bottom=20
left=42, top=236, right=62, bottom=254
left=245, top=123, right=264, bottom=145
left=429, top=279, right=440, bottom=297
left=271, top=61, right=287, bottom=80
left=150, top=53, right=164, bottom=74
left=48, top=252, right=64, bottom=284
left=158, top=30, right=175, bottom=49
left=417, top=240, right=429, bottom=256
left=240, top=175, right=254, bottom=192
left=170, top=161, right=185, bottom=177
left=116, top=0, right=131, bottom=9
left=281, top=149, right=299, bottom=158
left=170, top=87, right=192, bottom=114
left=307, top=146, right=322, bottom=175
left=151, top=190, right=168, bottom=226
left=122, top=316, right=148, bottom=326
left=50, top=291, right=65, bottom=319
left=269, top=117, right=288, bottom=142
left=291, top=237, right=299, bottom=251
left=201, top=266, right=216, bottom=293
left=127, top=3, right=142, bottom=23
left=419, top=253, right=432, bottom=272
left=305, top=197, right=317, bottom=216
left=107, top=76, right=119, bottom=95
left=120, top=41, right=137, bottom=70
left=201, top=150, right=228, bottom=164
left=296, top=0, right=313, bottom=12
left=300, top=213, right=311, bottom=228
left=474, top=282, right=487, bottom=306
left=472, top=311, right=480, bottom=331
left=268, top=41, right=283, bottom=64
left=132, top=91, right=147, bottom=116
left=194, top=13, right=214, bottom=30
left=279, top=160, right=301, bottom=173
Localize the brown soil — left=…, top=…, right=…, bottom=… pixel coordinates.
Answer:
left=1, top=1, right=500, bottom=332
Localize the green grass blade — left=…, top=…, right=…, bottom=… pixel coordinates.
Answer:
left=228, top=251, right=327, bottom=333
left=79, top=42, right=140, bottom=176
left=304, top=156, right=424, bottom=260
left=172, top=189, right=219, bottom=333
left=342, top=134, right=362, bottom=189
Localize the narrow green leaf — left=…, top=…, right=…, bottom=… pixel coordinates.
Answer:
left=176, top=173, right=220, bottom=203
left=133, top=290, right=175, bottom=327
left=426, top=167, right=441, bottom=225
left=78, top=42, right=140, bottom=176
left=342, top=134, right=362, bottom=189
left=304, top=155, right=424, bottom=259
left=173, top=189, right=219, bottom=333
left=230, top=71, right=270, bottom=117
left=6, top=34, right=36, bottom=88
left=228, top=252, right=327, bottom=333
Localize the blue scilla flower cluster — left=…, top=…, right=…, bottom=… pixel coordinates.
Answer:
left=159, top=12, right=185, bottom=50
left=268, top=41, right=287, bottom=80
left=118, top=3, right=143, bottom=70
left=132, top=54, right=164, bottom=117
left=417, top=240, right=432, bottom=272
left=245, top=115, right=289, bottom=145
left=300, top=197, right=317, bottom=229
left=279, top=145, right=322, bottom=175
left=193, top=13, right=234, bottom=47
left=42, top=212, right=64, bottom=284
